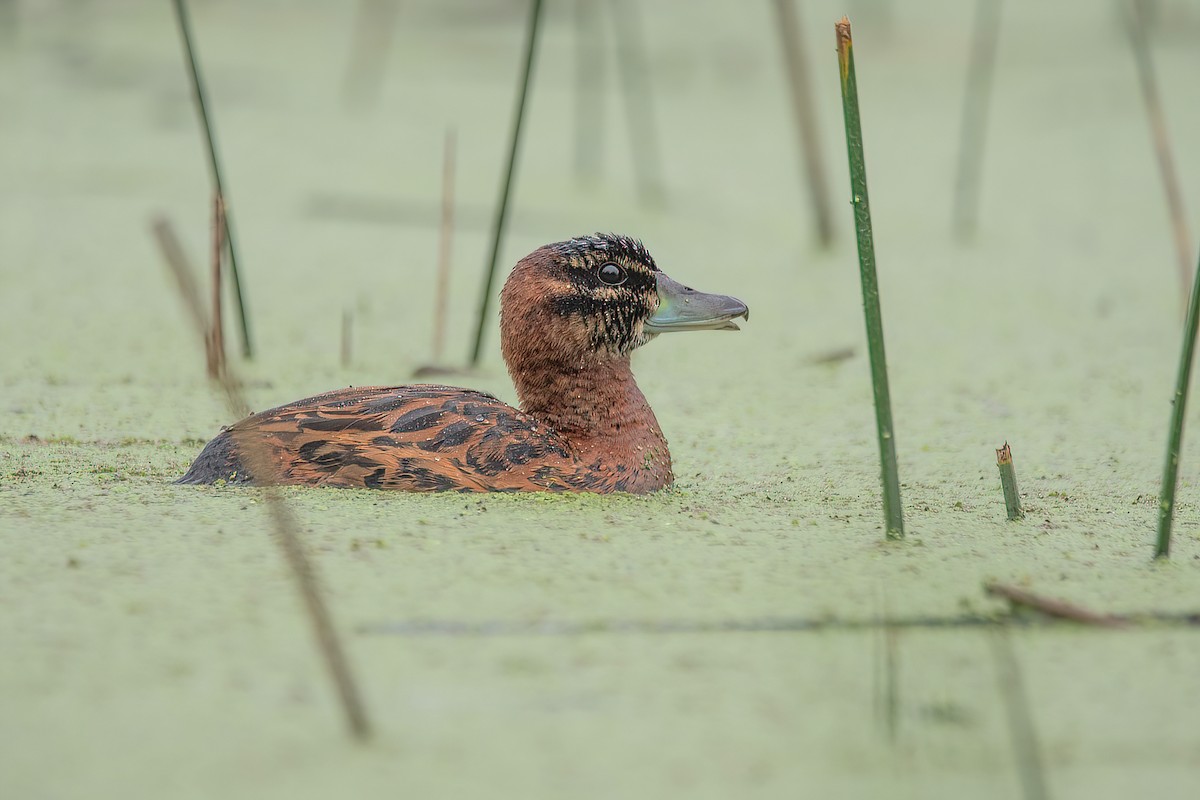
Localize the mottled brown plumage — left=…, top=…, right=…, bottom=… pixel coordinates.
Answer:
left=178, top=234, right=747, bottom=493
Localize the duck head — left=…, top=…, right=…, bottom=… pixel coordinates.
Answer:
left=499, top=233, right=748, bottom=375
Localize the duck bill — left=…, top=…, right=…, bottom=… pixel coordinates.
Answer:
left=644, top=272, right=749, bottom=333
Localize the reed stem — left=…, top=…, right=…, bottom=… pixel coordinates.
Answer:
left=773, top=0, right=834, bottom=248
left=470, top=0, right=545, bottom=366
left=1125, top=0, right=1193, bottom=308
left=1155, top=244, right=1200, bottom=558
left=170, top=0, right=253, bottom=359
left=208, top=194, right=226, bottom=380
left=952, top=0, right=1003, bottom=240
left=835, top=17, right=904, bottom=540
left=996, top=442, right=1023, bottom=520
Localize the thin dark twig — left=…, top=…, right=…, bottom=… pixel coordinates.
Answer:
left=469, top=0, right=545, bottom=366
left=985, top=582, right=1126, bottom=628
left=952, top=0, right=1003, bottom=239
left=608, top=0, right=665, bottom=204
left=152, top=218, right=371, bottom=741
left=1125, top=0, right=1193, bottom=307
left=170, top=0, right=253, bottom=359
left=772, top=0, right=834, bottom=247
left=989, top=628, right=1049, bottom=800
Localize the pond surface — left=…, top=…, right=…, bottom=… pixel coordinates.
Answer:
left=2, top=1, right=1199, bottom=797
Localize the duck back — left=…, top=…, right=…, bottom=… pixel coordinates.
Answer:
left=177, top=385, right=603, bottom=492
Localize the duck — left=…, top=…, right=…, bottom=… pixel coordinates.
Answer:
left=178, top=233, right=748, bottom=493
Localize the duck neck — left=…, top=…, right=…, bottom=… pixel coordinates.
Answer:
left=512, top=356, right=672, bottom=489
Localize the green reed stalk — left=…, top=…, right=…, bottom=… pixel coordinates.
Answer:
left=171, top=0, right=253, bottom=359
left=836, top=17, right=904, bottom=540
left=470, top=0, right=545, bottom=366
left=1155, top=244, right=1200, bottom=558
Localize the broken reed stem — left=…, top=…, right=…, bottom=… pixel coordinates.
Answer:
left=470, top=0, right=545, bottom=367
left=151, top=218, right=372, bottom=740
left=1125, top=0, right=1193, bottom=307
left=996, top=442, right=1023, bottom=520
left=952, top=0, right=1003, bottom=240
left=170, top=0, right=253, bottom=359
left=433, top=128, right=456, bottom=365
left=341, top=308, right=352, bottom=368
left=835, top=17, right=904, bottom=540
left=772, top=0, right=834, bottom=248
left=1155, top=243, right=1200, bottom=558
left=208, top=195, right=226, bottom=380
left=608, top=0, right=666, bottom=205
left=573, top=0, right=605, bottom=182
left=984, top=582, right=1126, bottom=628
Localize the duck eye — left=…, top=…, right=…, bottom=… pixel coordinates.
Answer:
left=598, top=262, right=626, bottom=286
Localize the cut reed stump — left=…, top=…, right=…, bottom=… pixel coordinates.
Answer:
left=1155, top=242, right=1200, bottom=558
left=996, top=442, right=1022, bottom=520
left=835, top=17, right=904, bottom=540
left=152, top=218, right=372, bottom=740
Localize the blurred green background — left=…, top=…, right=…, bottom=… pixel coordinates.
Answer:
left=3, top=1, right=1200, bottom=798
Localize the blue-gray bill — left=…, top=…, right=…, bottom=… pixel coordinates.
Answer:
left=645, top=273, right=749, bottom=333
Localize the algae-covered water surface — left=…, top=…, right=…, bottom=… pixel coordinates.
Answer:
left=3, top=1, right=1200, bottom=797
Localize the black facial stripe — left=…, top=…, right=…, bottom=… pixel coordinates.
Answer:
left=549, top=289, right=652, bottom=319
left=550, top=291, right=653, bottom=354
